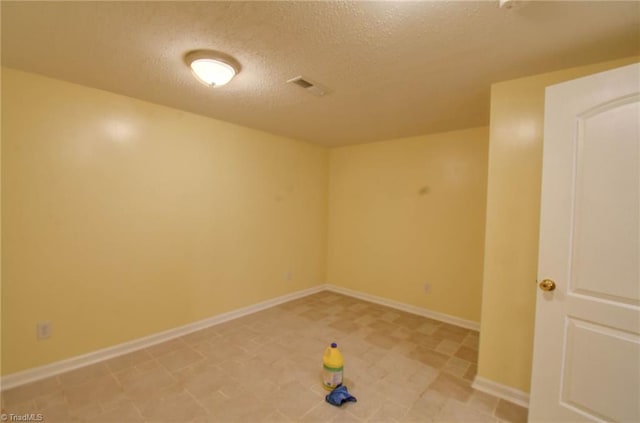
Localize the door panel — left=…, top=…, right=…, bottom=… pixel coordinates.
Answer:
left=571, top=100, right=639, bottom=304
left=530, top=63, right=640, bottom=423
left=562, top=318, right=640, bottom=422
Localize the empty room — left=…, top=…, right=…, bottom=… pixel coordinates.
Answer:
left=1, top=1, right=639, bottom=422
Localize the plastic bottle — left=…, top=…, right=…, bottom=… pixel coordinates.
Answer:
left=322, top=342, right=344, bottom=390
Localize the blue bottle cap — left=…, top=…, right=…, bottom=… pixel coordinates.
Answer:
left=331, top=342, right=337, bottom=348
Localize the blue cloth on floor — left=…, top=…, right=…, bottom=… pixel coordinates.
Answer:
left=325, top=385, right=357, bottom=407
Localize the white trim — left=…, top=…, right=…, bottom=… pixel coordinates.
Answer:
left=324, top=284, right=480, bottom=331
left=0, top=285, right=324, bottom=391
left=2, top=284, right=483, bottom=391
left=472, top=375, right=530, bottom=408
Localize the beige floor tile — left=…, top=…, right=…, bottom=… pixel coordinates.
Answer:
left=443, top=356, right=472, bottom=378
left=1, top=376, right=61, bottom=409
left=262, top=409, right=293, bottom=423
left=435, top=399, right=498, bottom=422
left=409, top=347, right=450, bottom=369
left=300, top=309, right=330, bottom=321
left=364, top=332, right=402, bottom=349
left=353, top=314, right=377, bottom=326
left=360, top=346, right=388, bottom=363
left=394, top=314, right=426, bottom=330
left=329, top=319, right=361, bottom=333
left=416, top=321, right=441, bottom=336
left=33, top=391, right=66, bottom=410
left=390, top=339, right=419, bottom=359
left=194, top=389, right=230, bottom=415
left=1, top=292, right=499, bottom=423
left=368, top=319, right=398, bottom=333
left=403, top=388, right=448, bottom=421
left=93, top=400, right=144, bottom=422
left=428, top=373, right=474, bottom=403
left=192, top=338, right=249, bottom=363
left=57, top=363, right=111, bottom=387
left=215, top=398, right=283, bottom=423
left=156, top=346, right=205, bottom=373
left=105, top=349, right=154, bottom=373
left=368, top=401, right=409, bottom=423
left=494, top=399, right=528, bottom=423
left=272, top=380, right=324, bottom=420
left=253, top=341, right=291, bottom=364
left=435, top=339, right=461, bottom=355
left=342, top=410, right=366, bottom=422
left=380, top=310, right=402, bottom=323
left=1, top=398, right=37, bottom=415
left=136, top=388, right=209, bottom=422
left=388, top=354, right=429, bottom=378
left=455, top=345, right=479, bottom=364
left=62, top=374, right=123, bottom=408
left=179, top=365, right=228, bottom=400
left=242, top=376, right=280, bottom=399
left=407, top=332, right=443, bottom=350
left=391, top=326, right=415, bottom=342
left=462, top=332, right=480, bottom=350
left=67, top=401, right=108, bottom=420
left=36, top=402, right=75, bottom=423
left=116, top=365, right=177, bottom=403
left=406, top=365, right=439, bottom=392
left=468, top=390, right=499, bottom=415
left=299, top=401, right=343, bottom=422
left=433, top=326, right=469, bottom=343
left=373, top=379, right=423, bottom=409
left=463, top=363, right=478, bottom=382
left=135, top=359, right=162, bottom=373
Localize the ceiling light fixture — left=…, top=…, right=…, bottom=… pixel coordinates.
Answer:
left=184, top=50, right=241, bottom=87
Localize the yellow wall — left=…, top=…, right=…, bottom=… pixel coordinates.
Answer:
left=1, top=68, right=329, bottom=374
left=327, top=127, right=489, bottom=323
left=477, top=56, right=640, bottom=393
left=5, top=55, right=637, bottom=381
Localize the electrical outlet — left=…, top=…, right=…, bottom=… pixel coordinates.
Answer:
left=37, top=321, right=52, bottom=340
left=285, top=271, right=293, bottom=282
left=423, top=283, right=432, bottom=293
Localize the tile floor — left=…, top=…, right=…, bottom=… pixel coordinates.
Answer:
left=1, top=291, right=528, bottom=422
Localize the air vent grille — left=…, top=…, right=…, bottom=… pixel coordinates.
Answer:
left=290, top=77, right=314, bottom=89
left=287, top=75, right=329, bottom=97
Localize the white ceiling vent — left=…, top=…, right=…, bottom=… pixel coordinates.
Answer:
left=499, top=0, right=528, bottom=9
left=287, top=75, right=329, bottom=97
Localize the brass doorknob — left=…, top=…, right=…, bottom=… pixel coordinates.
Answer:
left=539, top=279, right=556, bottom=292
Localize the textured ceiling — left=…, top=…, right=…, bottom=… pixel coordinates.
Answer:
left=2, top=1, right=639, bottom=146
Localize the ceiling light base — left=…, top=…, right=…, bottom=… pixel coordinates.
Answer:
left=184, top=49, right=241, bottom=87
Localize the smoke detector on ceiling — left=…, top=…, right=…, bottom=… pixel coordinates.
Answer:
left=287, top=76, right=330, bottom=97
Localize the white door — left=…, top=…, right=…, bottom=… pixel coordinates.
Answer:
left=530, top=63, right=640, bottom=423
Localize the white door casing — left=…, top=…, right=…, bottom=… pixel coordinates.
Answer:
left=530, top=63, right=640, bottom=422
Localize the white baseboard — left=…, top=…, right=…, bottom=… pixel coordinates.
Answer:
left=2, top=283, right=482, bottom=390
left=324, top=284, right=480, bottom=331
left=0, top=285, right=324, bottom=391
left=472, top=375, right=530, bottom=408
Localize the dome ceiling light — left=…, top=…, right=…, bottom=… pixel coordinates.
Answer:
left=184, top=50, right=241, bottom=87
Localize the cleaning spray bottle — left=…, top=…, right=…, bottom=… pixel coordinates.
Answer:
left=322, top=342, right=344, bottom=390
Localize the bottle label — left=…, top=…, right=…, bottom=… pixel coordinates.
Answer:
left=322, top=365, right=343, bottom=388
